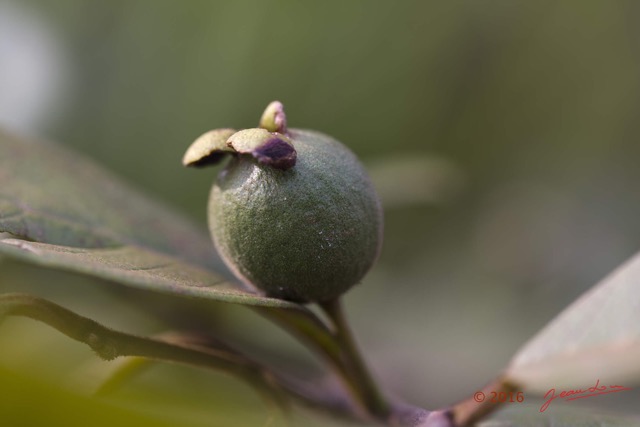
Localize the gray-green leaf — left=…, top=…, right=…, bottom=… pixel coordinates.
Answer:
left=506, top=252, right=640, bottom=393
left=0, top=129, right=299, bottom=309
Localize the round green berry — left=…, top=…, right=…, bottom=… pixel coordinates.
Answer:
left=183, top=102, right=383, bottom=303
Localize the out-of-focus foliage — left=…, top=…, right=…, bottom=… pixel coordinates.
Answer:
left=2, top=0, right=640, bottom=424
left=508, top=251, right=640, bottom=393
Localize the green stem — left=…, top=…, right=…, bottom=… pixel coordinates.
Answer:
left=0, top=293, right=357, bottom=417
left=0, top=293, right=450, bottom=425
left=320, top=297, right=391, bottom=420
left=254, top=306, right=365, bottom=415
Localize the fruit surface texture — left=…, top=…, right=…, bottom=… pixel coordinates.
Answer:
left=210, top=129, right=382, bottom=302
left=183, top=102, right=383, bottom=302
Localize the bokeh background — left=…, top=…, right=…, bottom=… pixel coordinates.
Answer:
left=2, top=1, right=640, bottom=425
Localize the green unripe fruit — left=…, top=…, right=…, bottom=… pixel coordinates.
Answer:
left=211, top=130, right=382, bottom=302
left=183, top=102, right=383, bottom=303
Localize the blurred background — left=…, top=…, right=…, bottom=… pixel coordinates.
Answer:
left=2, top=1, right=640, bottom=425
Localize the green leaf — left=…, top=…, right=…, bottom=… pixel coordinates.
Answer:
left=0, top=129, right=214, bottom=267
left=0, top=129, right=300, bottom=309
left=0, top=239, right=296, bottom=308
left=506, top=252, right=640, bottom=393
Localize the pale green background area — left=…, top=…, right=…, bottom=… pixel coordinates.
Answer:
left=2, top=1, right=640, bottom=425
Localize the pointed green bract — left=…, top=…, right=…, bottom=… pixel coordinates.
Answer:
left=227, top=128, right=296, bottom=170
left=182, top=128, right=236, bottom=167
left=258, top=100, right=287, bottom=134
left=227, top=128, right=284, bottom=153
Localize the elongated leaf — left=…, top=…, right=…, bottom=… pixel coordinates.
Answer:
left=507, top=252, right=640, bottom=392
left=0, top=129, right=216, bottom=267
left=0, top=238, right=296, bottom=308
left=0, top=129, right=300, bottom=309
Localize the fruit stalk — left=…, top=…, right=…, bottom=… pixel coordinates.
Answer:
left=321, top=297, right=391, bottom=420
